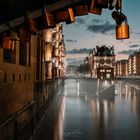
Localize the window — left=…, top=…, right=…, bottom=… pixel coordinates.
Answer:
left=28, top=74, right=30, bottom=80
left=19, top=74, right=21, bottom=81
left=24, top=74, right=26, bottom=81
left=4, top=73, right=7, bottom=83
left=28, top=42, right=31, bottom=66
left=13, top=74, right=15, bottom=82
left=19, top=41, right=27, bottom=66
left=4, top=40, right=16, bottom=63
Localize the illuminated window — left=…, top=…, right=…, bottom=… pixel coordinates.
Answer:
left=4, top=40, right=16, bottom=63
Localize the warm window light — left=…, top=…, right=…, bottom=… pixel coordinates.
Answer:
left=55, top=32, right=59, bottom=40
left=52, top=58, right=55, bottom=63
left=44, top=29, right=52, bottom=42
left=54, top=48, right=59, bottom=57
left=45, top=43, right=52, bottom=61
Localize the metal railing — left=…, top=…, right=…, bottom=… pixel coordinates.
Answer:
left=0, top=102, right=35, bottom=140
left=0, top=78, right=64, bottom=140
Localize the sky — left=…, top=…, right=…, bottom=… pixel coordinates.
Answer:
left=63, top=0, right=140, bottom=65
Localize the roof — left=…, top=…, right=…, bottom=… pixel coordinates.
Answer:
left=93, top=45, right=115, bottom=56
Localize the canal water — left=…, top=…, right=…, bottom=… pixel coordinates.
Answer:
left=34, top=78, right=140, bottom=140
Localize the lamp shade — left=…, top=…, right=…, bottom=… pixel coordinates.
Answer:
left=55, top=32, right=59, bottom=41
left=3, top=37, right=13, bottom=50
left=45, top=43, right=52, bottom=61
left=44, top=29, right=52, bottom=42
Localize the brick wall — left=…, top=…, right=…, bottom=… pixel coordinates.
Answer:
left=0, top=36, right=38, bottom=123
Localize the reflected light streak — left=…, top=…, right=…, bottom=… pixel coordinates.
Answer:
left=77, top=82, right=79, bottom=96
left=131, top=92, right=137, bottom=114
left=64, top=90, right=67, bottom=96
left=126, top=84, right=129, bottom=99
left=96, top=79, right=100, bottom=95
left=85, top=95, right=87, bottom=101
left=96, top=100, right=100, bottom=116
left=103, top=80, right=110, bottom=88
left=125, top=84, right=128, bottom=95
left=64, top=84, right=67, bottom=96
left=104, top=80, right=107, bottom=85
left=104, top=100, right=108, bottom=118
left=103, top=100, right=108, bottom=129
left=111, top=80, right=114, bottom=85
left=127, top=86, right=131, bottom=99
left=54, top=97, right=66, bottom=140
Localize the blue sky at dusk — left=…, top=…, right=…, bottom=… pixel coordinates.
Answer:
left=63, top=0, right=140, bottom=65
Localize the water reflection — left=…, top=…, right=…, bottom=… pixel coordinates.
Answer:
left=115, top=81, right=140, bottom=117
left=54, top=96, right=65, bottom=140
left=36, top=79, right=140, bottom=140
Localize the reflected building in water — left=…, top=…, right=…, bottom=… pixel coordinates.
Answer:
left=115, top=81, right=140, bottom=117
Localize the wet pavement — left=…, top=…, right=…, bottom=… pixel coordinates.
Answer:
left=33, top=78, right=140, bottom=140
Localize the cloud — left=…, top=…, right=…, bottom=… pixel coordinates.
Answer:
left=86, top=20, right=115, bottom=34
left=66, top=39, right=78, bottom=43
left=129, top=44, right=140, bottom=48
left=73, top=17, right=86, bottom=27
left=67, top=48, right=91, bottom=54
left=136, top=32, right=140, bottom=35
left=66, top=58, right=84, bottom=66
left=75, top=18, right=86, bottom=25
left=91, top=19, right=104, bottom=24
left=118, top=49, right=138, bottom=55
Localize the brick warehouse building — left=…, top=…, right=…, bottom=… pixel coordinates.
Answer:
left=115, top=50, right=140, bottom=77
left=88, top=45, right=115, bottom=79
left=128, top=50, right=140, bottom=76
left=0, top=23, right=66, bottom=128
left=115, top=60, right=128, bottom=77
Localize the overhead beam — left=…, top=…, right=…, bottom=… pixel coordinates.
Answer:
left=0, top=0, right=82, bottom=32
left=46, top=0, right=81, bottom=13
